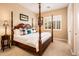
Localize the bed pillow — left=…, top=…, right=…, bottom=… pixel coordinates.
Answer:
left=22, top=29, right=26, bottom=35
left=25, top=30, right=27, bottom=34
left=27, top=29, right=32, bottom=34
left=32, top=28, right=36, bottom=33
left=14, top=29, right=20, bottom=35
left=19, top=28, right=26, bottom=35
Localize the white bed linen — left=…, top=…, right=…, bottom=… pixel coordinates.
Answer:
left=14, top=32, right=51, bottom=52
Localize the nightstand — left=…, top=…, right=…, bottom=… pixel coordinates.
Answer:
left=1, top=35, right=11, bottom=51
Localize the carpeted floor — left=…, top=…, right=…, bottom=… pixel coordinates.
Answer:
left=0, top=39, right=72, bottom=56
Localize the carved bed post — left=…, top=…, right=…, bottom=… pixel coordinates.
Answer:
left=38, top=3, right=42, bottom=55
left=11, top=11, right=14, bottom=45
left=32, top=18, right=33, bottom=27
left=51, top=15, right=53, bottom=42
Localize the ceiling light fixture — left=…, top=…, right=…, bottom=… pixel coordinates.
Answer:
left=47, top=6, right=50, bottom=9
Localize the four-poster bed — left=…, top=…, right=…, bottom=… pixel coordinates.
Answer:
left=11, top=3, right=53, bottom=56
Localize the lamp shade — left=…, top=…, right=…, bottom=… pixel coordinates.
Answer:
left=3, top=20, right=9, bottom=35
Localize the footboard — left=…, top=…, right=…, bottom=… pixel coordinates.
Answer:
left=38, top=37, right=52, bottom=55
left=13, top=37, right=52, bottom=56
left=13, top=40, right=37, bottom=55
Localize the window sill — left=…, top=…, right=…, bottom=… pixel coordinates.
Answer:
left=44, top=29, right=62, bottom=31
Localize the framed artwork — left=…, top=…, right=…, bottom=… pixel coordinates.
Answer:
left=20, top=14, right=29, bottom=21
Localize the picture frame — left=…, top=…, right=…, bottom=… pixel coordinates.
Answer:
left=20, top=14, right=29, bottom=21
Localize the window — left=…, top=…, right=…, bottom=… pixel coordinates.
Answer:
left=44, top=16, right=52, bottom=30
left=53, top=15, right=62, bottom=30
left=43, top=15, right=62, bottom=31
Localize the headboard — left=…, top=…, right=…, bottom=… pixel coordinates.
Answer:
left=14, top=23, right=32, bottom=30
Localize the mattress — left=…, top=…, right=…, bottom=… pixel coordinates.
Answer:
left=14, top=32, right=51, bottom=52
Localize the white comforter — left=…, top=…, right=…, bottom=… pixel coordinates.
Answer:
left=14, top=32, right=51, bottom=52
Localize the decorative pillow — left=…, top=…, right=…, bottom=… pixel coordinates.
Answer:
left=19, top=28, right=26, bottom=35
left=32, top=28, right=36, bottom=33
left=27, top=29, right=32, bottom=34
left=25, top=30, right=27, bottom=35
left=14, top=29, right=20, bottom=35
left=22, top=29, right=26, bottom=35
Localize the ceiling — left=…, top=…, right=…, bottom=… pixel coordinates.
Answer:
left=19, top=3, right=68, bottom=13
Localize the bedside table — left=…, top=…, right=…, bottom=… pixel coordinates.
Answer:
left=1, top=35, right=11, bottom=51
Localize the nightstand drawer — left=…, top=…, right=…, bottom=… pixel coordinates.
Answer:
left=2, top=35, right=10, bottom=40
left=1, top=35, right=11, bottom=51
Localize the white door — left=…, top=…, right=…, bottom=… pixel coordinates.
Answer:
left=67, top=4, right=74, bottom=51
left=74, top=3, right=79, bottom=55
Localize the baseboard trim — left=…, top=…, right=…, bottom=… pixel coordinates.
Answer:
left=53, top=38, right=67, bottom=43
left=71, top=49, right=77, bottom=56
left=0, top=47, right=1, bottom=50
left=76, top=50, right=79, bottom=56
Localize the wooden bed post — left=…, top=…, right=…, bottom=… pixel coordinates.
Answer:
left=11, top=11, right=14, bottom=45
left=51, top=15, right=53, bottom=42
left=32, top=18, right=33, bottom=27
left=38, top=3, right=42, bottom=55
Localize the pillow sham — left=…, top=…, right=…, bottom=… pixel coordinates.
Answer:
left=32, top=28, right=37, bottom=33
left=25, top=30, right=27, bottom=35
left=19, top=28, right=26, bottom=35
left=14, top=29, right=20, bottom=35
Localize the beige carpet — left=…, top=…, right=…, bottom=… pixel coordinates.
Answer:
left=0, top=40, right=72, bottom=56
